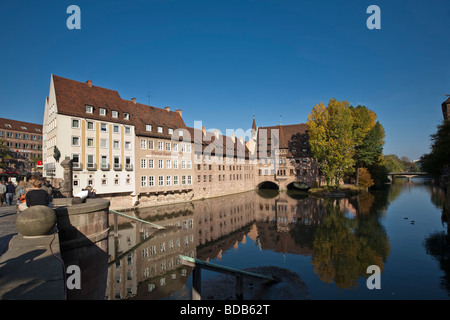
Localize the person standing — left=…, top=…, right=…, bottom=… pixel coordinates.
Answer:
left=5, top=181, right=15, bottom=206
left=0, top=181, right=6, bottom=207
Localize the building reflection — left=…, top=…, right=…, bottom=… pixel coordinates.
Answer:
left=104, top=187, right=389, bottom=299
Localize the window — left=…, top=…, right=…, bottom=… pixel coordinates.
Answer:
left=125, top=157, right=132, bottom=170
left=113, top=125, right=119, bottom=134
left=182, top=175, right=186, bottom=185
left=100, top=139, right=108, bottom=148
left=140, top=139, right=147, bottom=149
left=173, top=143, right=178, bottom=151
left=87, top=154, right=95, bottom=169
left=87, top=138, right=94, bottom=147
left=148, top=159, right=154, bottom=169
left=113, top=140, right=120, bottom=149
left=86, top=105, right=93, bottom=113
left=141, top=176, right=147, bottom=187
left=114, top=156, right=120, bottom=169
left=112, top=110, right=118, bottom=118
left=15, top=133, right=21, bottom=139
left=72, top=154, right=80, bottom=168
left=179, top=130, right=184, bottom=137
left=158, top=176, right=164, bottom=186
left=101, top=178, right=108, bottom=186
left=188, top=175, right=192, bottom=185
left=166, top=176, right=171, bottom=186
left=168, top=128, right=173, bottom=135
left=141, top=158, right=147, bottom=169
left=158, top=159, right=164, bottom=169
left=100, top=123, right=107, bottom=132
left=125, top=141, right=131, bottom=150
left=146, top=124, right=152, bottom=131
left=101, top=155, right=108, bottom=169
left=187, top=161, right=192, bottom=169
left=148, top=140, right=154, bottom=150
left=149, top=176, right=155, bottom=187
left=182, top=161, right=186, bottom=169
left=158, top=141, right=163, bottom=151
left=72, top=136, right=80, bottom=146
left=123, top=113, right=130, bottom=120
left=125, top=126, right=131, bottom=134
left=165, top=142, right=171, bottom=151
left=173, top=176, right=179, bottom=186
left=173, top=160, right=178, bottom=169
left=87, top=121, right=94, bottom=130
left=71, top=119, right=80, bottom=128
left=157, top=126, right=163, bottom=133
left=99, top=108, right=106, bottom=116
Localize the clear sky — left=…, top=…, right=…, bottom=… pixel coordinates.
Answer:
left=0, top=0, right=449, bottom=160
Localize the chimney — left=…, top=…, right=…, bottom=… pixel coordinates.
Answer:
left=164, top=106, right=170, bottom=112
left=202, top=126, right=206, bottom=135
left=131, top=98, right=136, bottom=104
left=214, top=129, right=220, bottom=138
left=175, top=108, right=182, bottom=118
left=86, top=80, right=92, bottom=88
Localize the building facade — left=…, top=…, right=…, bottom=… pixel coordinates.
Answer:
left=42, top=74, right=322, bottom=209
left=0, top=117, right=43, bottom=180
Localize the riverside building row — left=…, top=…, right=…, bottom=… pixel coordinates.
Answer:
left=42, top=75, right=321, bottom=209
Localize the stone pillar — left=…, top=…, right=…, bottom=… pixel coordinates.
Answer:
left=55, top=198, right=110, bottom=300
left=60, top=156, right=73, bottom=198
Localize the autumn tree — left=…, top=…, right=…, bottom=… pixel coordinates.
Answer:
left=307, top=99, right=356, bottom=187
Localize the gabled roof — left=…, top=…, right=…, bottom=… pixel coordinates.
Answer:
left=186, top=127, right=249, bottom=159
left=257, top=123, right=308, bottom=149
left=52, top=75, right=187, bottom=138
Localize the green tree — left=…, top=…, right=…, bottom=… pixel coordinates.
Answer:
left=421, top=121, right=450, bottom=178
left=307, top=99, right=356, bottom=187
left=354, top=121, right=385, bottom=184
left=383, top=154, right=406, bottom=173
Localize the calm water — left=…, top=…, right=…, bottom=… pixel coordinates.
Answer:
left=105, top=178, right=450, bottom=300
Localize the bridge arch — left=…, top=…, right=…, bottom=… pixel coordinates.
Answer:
left=257, top=181, right=279, bottom=190
left=286, top=181, right=310, bottom=190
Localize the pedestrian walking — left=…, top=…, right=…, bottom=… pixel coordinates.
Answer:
left=5, top=181, right=15, bottom=206
left=0, top=181, right=6, bottom=207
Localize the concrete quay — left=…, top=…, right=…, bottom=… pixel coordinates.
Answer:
left=0, top=202, right=65, bottom=300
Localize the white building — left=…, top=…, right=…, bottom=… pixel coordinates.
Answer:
left=43, top=75, right=136, bottom=207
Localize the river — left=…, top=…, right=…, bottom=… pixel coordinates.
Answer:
left=104, top=178, right=450, bottom=300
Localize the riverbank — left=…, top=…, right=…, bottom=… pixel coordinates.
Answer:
left=308, top=184, right=367, bottom=198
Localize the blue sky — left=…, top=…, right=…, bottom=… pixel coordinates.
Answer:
left=0, top=0, right=449, bottom=160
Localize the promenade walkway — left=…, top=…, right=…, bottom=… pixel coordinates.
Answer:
left=0, top=199, right=65, bottom=300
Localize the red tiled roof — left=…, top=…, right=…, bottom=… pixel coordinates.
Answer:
left=52, top=75, right=187, bottom=137
left=186, top=127, right=249, bottom=159
left=0, top=117, right=43, bottom=134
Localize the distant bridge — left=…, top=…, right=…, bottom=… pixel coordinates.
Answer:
left=388, top=172, right=429, bottom=181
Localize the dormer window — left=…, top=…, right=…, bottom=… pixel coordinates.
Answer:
left=168, top=128, right=173, bottom=135
left=146, top=124, right=152, bottom=132
left=5, top=124, right=11, bottom=128
left=86, top=105, right=93, bottom=113
left=157, top=126, right=163, bottom=133
left=21, top=126, right=27, bottom=130
left=99, top=108, right=106, bottom=116
left=112, top=110, right=118, bottom=118
left=123, top=113, right=130, bottom=120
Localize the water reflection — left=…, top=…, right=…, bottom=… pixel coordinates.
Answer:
left=104, top=179, right=450, bottom=299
